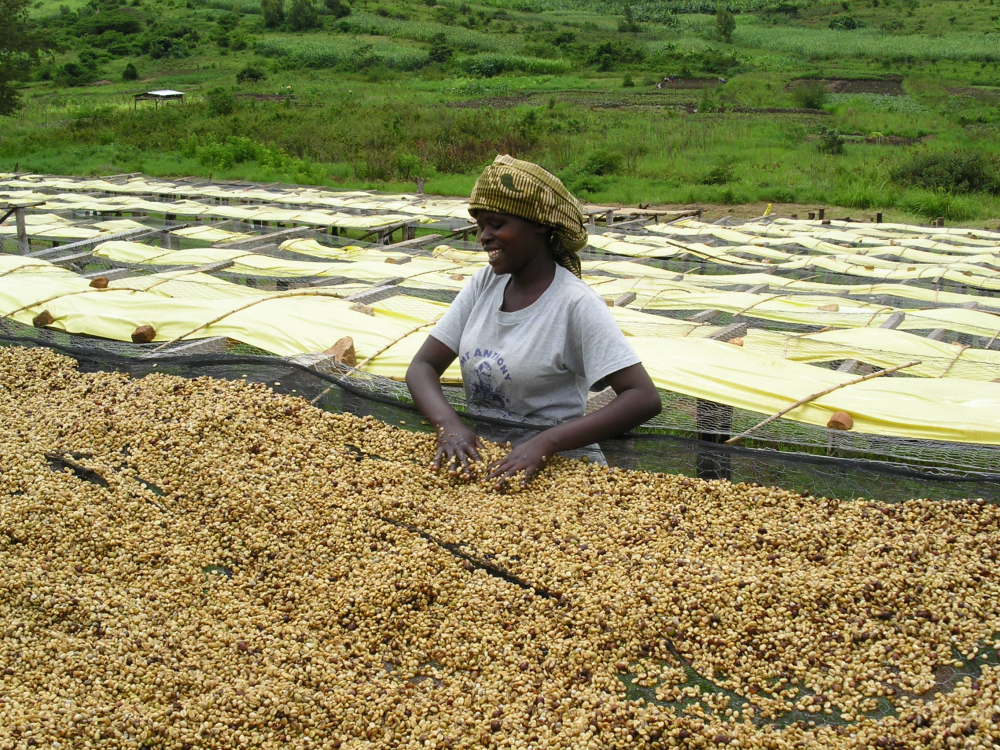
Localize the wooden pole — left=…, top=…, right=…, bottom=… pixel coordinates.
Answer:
left=15, top=208, right=28, bottom=254
left=725, top=360, right=922, bottom=446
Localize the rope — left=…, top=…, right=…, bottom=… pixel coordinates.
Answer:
left=725, top=360, right=922, bottom=446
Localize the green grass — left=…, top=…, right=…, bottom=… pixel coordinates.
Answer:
left=734, top=26, right=1000, bottom=63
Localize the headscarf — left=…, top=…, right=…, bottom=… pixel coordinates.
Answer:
left=469, top=155, right=588, bottom=278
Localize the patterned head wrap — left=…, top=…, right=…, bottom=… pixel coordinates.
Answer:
left=469, top=155, right=588, bottom=278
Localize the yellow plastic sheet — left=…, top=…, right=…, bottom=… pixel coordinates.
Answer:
left=631, top=336, right=1000, bottom=444
left=743, top=328, right=1000, bottom=380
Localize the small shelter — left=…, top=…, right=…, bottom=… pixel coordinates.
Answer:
left=133, top=90, right=185, bottom=110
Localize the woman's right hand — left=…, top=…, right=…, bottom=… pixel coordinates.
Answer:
left=432, top=421, right=483, bottom=479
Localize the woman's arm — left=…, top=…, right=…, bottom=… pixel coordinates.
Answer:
left=485, top=362, right=661, bottom=487
left=406, top=335, right=483, bottom=478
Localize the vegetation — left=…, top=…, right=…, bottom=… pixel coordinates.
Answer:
left=0, top=0, right=55, bottom=114
left=3, top=0, right=1000, bottom=222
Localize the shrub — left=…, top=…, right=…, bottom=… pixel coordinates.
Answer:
left=622, top=73, right=634, bottom=88
left=75, top=11, right=142, bottom=36
left=701, top=164, right=734, bottom=185
left=817, top=126, right=845, bottom=154
left=890, top=152, right=1000, bottom=194
left=288, top=0, right=318, bottom=30
left=324, top=0, right=350, bottom=17
left=829, top=15, right=863, bottom=30
left=428, top=33, right=453, bottom=64
left=588, top=41, right=645, bottom=69
left=236, top=65, right=266, bottom=83
left=205, top=86, right=235, bottom=116
left=261, top=0, right=283, bottom=28
left=121, top=62, right=138, bottom=81
left=618, top=4, right=641, bottom=33
left=791, top=81, right=827, bottom=109
left=55, top=62, right=94, bottom=87
left=462, top=54, right=569, bottom=77
left=715, top=8, right=735, bottom=44
left=583, top=150, right=623, bottom=176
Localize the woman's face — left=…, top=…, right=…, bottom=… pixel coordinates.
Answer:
left=475, top=210, right=551, bottom=276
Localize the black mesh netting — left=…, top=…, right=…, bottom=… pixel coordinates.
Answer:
left=4, top=331, right=997, bottom=504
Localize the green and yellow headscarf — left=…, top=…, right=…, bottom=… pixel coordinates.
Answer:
left=469, top=155, right=588, bottom=278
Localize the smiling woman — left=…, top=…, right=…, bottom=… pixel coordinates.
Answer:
left=405, top=154, right=662, bottom=488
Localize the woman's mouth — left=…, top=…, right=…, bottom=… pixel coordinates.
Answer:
left=486, top=247, right=502, bottom=261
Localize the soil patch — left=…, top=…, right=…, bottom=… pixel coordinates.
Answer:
left=235, top=93, right=296, bottom=102
left=448, top=94, right=531, bottom=109
left=654, top=77, right=728, bottom=89
left=789, top=79, right=905, bottom=96
left=947, top=86, right=1000, bottom=102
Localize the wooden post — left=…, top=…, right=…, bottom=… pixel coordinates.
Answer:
left=605, top=209, right=615, bottom=226
left=936, top=216, right=945, bottom=227
left=15, top=207, right=28, bottom=254
left=808, top=212, right=815, bottom=220
left=818, top=208, right=825, bottom=220
left=838, top=311, right=905, bottom=373
left=876, top=212, right=883, bottom=223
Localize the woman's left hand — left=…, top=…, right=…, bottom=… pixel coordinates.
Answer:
left=484, top=435, right=553, bottom=489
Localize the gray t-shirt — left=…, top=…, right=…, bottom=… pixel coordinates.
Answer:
left=431, top=265, right=641, bottom=423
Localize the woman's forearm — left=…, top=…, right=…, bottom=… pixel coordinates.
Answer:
left=530, top=385, right=661, bottom=457
left=405, top=359, right=464, bottom=430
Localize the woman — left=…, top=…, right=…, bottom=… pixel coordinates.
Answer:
left=406, top=155, right=662, bottom=487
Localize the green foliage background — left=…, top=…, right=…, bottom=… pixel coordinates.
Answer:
left=4, top=0, right=1000, bottom=222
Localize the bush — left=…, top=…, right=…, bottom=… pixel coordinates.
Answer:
left=55, top=62, right=94, bottom=87
left=701, top=164, right=734, bottom=185
left=288, top=0, right=318, bottom=30
left=791, top=81, right=827, bottom=110
left=75, top=11, right=142, bottom=36
left=236, top=65, right=266, bottom=83
left=261, top=0, right=283, bottom=28
left=462, top=54, right=569, bottom=77
left=829, top=15, right=863, bottom=30
left=588, top=41, right=645, bottom=69
left=890, top=153, right=1000, bottom=194
left=583, top=150, right=623, bottom=176
left=817, top=126, right=845, bottom=154
left=205, top=86, right=235, bottom=116
left=715, top=8, right=735, bottom=44
left=121, top=62, right=138, bottom=81
left=324, top=0, right=350, bottom=17
left=622, top=73, right=634, bottom=88
left=428, top=33, right=453, bottom=64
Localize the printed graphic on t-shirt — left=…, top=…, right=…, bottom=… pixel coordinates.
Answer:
left=460, top=348, right=513, bottom=410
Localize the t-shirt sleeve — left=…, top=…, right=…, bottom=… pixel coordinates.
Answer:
left=429, top=270, right=485, bottom=353
left=565, top=287, right=642, bottom=389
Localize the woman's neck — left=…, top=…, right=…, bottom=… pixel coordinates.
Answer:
left=502, top=255, right=557, bottom=312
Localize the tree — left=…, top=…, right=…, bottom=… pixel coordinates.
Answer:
left=122, top=61, right=138, bottom=81
left=715, top=7, right=735, bottom=44
left=287, top=0, right=317, bottom=30
left=0, top=0, right=55, bottom=115
left=324, top=0, right=350, bottom=18
left=260, top=0, right=284, bottom=29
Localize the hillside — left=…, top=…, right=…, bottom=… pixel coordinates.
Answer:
left=4, top=0, right=1000, bottom=221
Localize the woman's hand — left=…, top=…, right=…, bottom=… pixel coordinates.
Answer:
left=484, top=434, right=553, bottom=489
left=432, top=422, right=483, bottom=479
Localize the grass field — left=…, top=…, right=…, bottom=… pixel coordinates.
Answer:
left=3, top=0, right=1000, bottom=222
